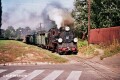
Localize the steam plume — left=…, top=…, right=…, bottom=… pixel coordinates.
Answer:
left=42, top=2, right=74, bottom=30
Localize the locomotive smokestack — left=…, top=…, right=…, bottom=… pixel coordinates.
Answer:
left=42, top=2, right=74, bottom=30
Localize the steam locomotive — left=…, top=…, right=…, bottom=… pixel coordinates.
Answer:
left=26, top=26, right=78, bottom=55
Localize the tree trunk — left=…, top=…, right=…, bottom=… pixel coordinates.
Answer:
left=0, top=0, right=2, bottom=37
left=82, top=32, right=87, bottom=40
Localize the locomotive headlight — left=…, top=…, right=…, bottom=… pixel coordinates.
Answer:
left=58, top=38, right=63, bottom=43
left=65, top=26, right=70, bottom=31
left=74, top=38, right=78, bottom=42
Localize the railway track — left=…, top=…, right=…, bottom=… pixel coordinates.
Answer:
left=61, top=55, right=119, bottom=80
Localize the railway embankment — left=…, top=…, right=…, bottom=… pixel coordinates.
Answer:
left=0, top=40, right=68, bottom=65
left=77, top=39, right=120, bottom=60
left=0, top=40, right=120, bottom=67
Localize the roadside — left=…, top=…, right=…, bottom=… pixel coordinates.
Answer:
left=76, top=39, right=120, bottom=75
left=0, top=40, right=68, bottom=65
left=61, top=53, right=120, bottom=79
left=0, top=40, right=120, bottom=72
left=89, top=53, right=120, bottom=73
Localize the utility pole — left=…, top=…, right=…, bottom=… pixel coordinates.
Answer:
left=88, top=0, right=91, bottom=45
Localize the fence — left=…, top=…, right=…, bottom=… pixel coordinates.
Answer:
left=89, top=26, right=120, bottom=44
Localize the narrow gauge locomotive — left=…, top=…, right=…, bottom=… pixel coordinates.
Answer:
left=26, top=26, right=78, bottom=55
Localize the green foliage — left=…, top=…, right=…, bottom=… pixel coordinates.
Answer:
left=2, top=26, right=32, bottom=39
left=91, top=0, right=120, bottom=28
left=78, top=39, right=94, bottom=55
left=77, top=39, right=120, bottom=59
left=72, top=0, right=88, bottom=39
left=4, top=26, right=16, bottom=39
left=73, top=0, right=120, bottom=38
left=77, top=39, right=87, bottom=47
left=78, top=41, right=97, bottom=57
left=16, top=27, right=23, bottom=39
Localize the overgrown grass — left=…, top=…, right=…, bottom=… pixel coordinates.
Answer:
left=77, top=39, right=120, bottom=59
left=77, top=39, right=88, bottom=48
left=0, top=40, right=68, bottom=64
left=78, top=40, right=96, bottom=56
left=100, top=40, right=120, bottom=60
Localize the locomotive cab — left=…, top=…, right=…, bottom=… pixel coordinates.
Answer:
left=57, top=26, right=78, bottom=54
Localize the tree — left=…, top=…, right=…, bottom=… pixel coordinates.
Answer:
left=4, top=26, right=16, bottom=39
left=16, top=27, right=23, bottom=39
left=72, top=0, right=88, bottom=39
left=15, top=27, right=31, bottom=40
left=24, top=26, right=31, bottom=35
left=25, top=26, right=31, bottom=31
left=91, top=0, right=120, bottom=28
left=0, top=0, right=2, bottom=37
left=73, top=0, right=120, bottom=39
left=0, top=29, right=5, bottom=38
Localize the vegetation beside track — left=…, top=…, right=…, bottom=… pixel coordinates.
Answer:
left=0, top=40, right=120, bottom=64
left=77, top=39, right=120, bottom=60
left=0, top=40, right=68, bottom=64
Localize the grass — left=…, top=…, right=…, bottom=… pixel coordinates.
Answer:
left=77, top=39, right=96, bottom=56
left=1, top=39, right=119, bottom=63
left=77, top=39, right=120, bottom=59
left=100, top=40, right=120, bottom=60
left=0, top=40, right=68, bottom=64
left=77, top=39, right=88, bottom=48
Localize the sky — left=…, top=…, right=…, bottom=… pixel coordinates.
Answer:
left=1, top=0, right=74, bottom=30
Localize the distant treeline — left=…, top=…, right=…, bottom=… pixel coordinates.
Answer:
left=0, top=26, right=33, bottom=40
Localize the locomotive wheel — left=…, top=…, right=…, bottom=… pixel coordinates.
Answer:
left=59, top=52, right=64, bottom=55
left=57, top=49, right=63, bottom=55
left=56, top=46, right=63, bottom=55
left=47, top=46, right=50, bottom=50
left=72, top=52, right=77, bottom=55
left=56, top=48, right=63, bottom=55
